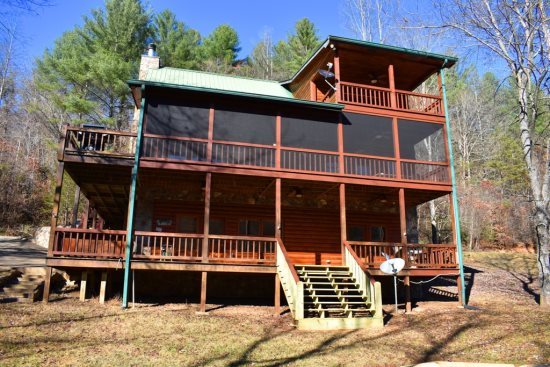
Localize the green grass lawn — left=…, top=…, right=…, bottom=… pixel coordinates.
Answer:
left=0, top=252, right=548, bottom=366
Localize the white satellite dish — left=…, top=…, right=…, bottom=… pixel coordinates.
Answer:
left=380, top=258, right=405, bottom=275
left=379, top=257, right=405, bottom=314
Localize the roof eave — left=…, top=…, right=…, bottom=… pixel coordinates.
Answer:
left=127, top=79, right=345, bottom=111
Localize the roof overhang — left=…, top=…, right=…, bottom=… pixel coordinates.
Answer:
left=281, top=35, right=458, bottom=89
left=128, top=79, right=345, bottom=111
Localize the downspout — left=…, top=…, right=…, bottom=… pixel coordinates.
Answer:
left=440, top=60, right=467, bottom=306
left=122, top=85, right=146, bottom=308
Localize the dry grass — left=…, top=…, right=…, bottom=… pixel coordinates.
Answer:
left=0, top=252, right=549, bottom=367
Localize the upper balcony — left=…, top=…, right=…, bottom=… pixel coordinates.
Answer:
left=285, top=36, right=455, bottom=119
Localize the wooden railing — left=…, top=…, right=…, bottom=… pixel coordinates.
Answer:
left=340, top=82, right=392, bottom=109
left=212, top=142, right=275, bottom=167
left=63, top=127, right=450, bottom=184
left=348, top=241, right=457, bottom=269
left=133, top=231, right=203, bottom=261
left=281, top=148, right=339, bottom=173
left=142, top=135, right=207, bottom=162
left=64, top=127, right=136, bottom=158
left=52, top=228, right=126, bottom=258
left=338, top=81, right=443, bottom=117
left=276, top=237, right=304, bottom=319
left=396, top=90, right=443, bottom=115
left=344, top=154, right=396, bottom=178
left=207, top=235, right=276, bottom=264
left=401, top=161, right=449, bottom=183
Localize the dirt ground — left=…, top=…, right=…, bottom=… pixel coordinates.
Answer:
left=0, top=252, right=548, bottom=367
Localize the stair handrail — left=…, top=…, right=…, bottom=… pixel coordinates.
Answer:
left=276, top=236, right=304, bottom=320
left=343, top=241, right=383, bottom=320
left=343, top=241, right=369, bottom=299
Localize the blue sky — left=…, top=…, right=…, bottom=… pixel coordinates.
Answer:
left=17, top=0, right=350, bottom=69
left=14, top=0, right=501, bottom=76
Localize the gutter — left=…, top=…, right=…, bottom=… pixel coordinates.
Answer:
left=127, top=79, right=345, bottom=111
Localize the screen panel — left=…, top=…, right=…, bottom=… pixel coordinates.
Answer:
left=281, top=110, right=339, bottom=151
left=342, top=113, right=394, bottom=157
left=146, top=95, right=210, bottom=139
left=213, top=107, right=275, bottom=145
left=398, top=119, right=446, bottom=162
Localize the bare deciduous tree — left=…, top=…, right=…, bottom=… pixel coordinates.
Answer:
left=436, top=0, right=549, bottom=306
left=341, top=0, right=400, bottom=43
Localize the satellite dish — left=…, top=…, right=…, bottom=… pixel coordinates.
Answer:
left=380, top=258, right=405, bottom=275
left=318, top=69, right=335, bottom=79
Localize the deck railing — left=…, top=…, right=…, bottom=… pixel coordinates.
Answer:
left=63, top=126, right=450, bottom=184
left=347, top=241, right=457, bottom=269
left=207, top=235, right=277, bottom=264
left=401, top=161, right=449, bottom=183
left=338, top=81, right=443, bottom=117
left=133, top=231, right=203, bottom=260
left=52, top=228, right=126, bottom=258
left=64, top=127, right=136, bottom=158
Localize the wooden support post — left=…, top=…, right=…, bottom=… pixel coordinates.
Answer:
left=275, top=178, right=281, bottom=238
left=392, top=117, right=402, bottom=179
left=48, top=162, right=65, bottom=257
left=310, top=81, right=317, bottom=102
left=71, top=186, right=80, bottom=228
left=82, top=198, right=90, bottom=229
left=202, top=173, right=212, bottom=262
left=337, top=118, right=345, bottom=175
left=42, top=267, right=53, bottom=303
left=404, top=275, right=412, bottom=313
left=388, top=64, right=397, bottom=109
left=339, top=183, right=347, bottom=261
left=399, top=188, right=408, bottom=266
left=199, top=271, right=207, bottom=313
left=334, top=50, right=341, bottom=102
left=80, top=271, right=88, bottom=301
left=274, top=274, right=281, bottom=315
left=206, top=106, right=214, bottom=162
left=99, top=271, right=108, bottom=304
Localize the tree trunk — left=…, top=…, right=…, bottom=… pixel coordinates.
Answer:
left=535, top=207, right=550, bottom=307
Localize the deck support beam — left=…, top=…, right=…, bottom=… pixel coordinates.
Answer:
left=202, top=172, right=212, bottom=262
left=275, top=178, right=281, bottom=238
left=339, top=183, right=347, bottom=261
left=80, top=270, right=88, bottom=301
left=42, top=266, right=53, bottom=303
left=404, top=275, right=411, bottom=312
left=99, top=271, right=108, bottom=304
left=199, top=271, right=207, bottom=313
left=47, top=162, right=65, bottom=258
left=122, top=89, right=146, bottom=309
left=274, top=274, right=281, bottom=315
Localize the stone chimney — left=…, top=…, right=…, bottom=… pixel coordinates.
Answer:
left=139, top=43, right=160, bottom=80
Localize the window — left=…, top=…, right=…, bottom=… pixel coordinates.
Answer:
left=177, top=216, right=197, bottom=233
left=371, top=226, right=385, bottom=242
left=209, top=219, right=225, bottom=235
left=342, top=113, right=394, bottom=157
left=348, top=226, right=365, bottom=241
left=239, top=220, right=260, bottom=236
left=398, top=119, right=446, bottom=162
left=239, top=219, right=275, bottom=237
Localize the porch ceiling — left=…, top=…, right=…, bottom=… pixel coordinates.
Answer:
left=64, top=163, right=131, bottom=228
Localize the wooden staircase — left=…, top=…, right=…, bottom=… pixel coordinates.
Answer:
left=0, top=267, right=46, bottom=303
left=297, top=265, right=374, bottom=319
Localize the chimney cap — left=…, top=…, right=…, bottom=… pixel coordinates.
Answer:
left=147, top=43, right=157, bottom=57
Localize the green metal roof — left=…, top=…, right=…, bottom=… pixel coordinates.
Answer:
left=144, top=67, right=294, bottom=99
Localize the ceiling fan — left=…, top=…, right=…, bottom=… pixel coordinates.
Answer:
left=367, top=72, right=388, bottom=85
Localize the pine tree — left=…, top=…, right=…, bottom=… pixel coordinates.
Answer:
left=201, top=25, right=240, bottom=73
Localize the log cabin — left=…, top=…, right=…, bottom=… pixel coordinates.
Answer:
left=42, top=36, right=463, bottom=330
